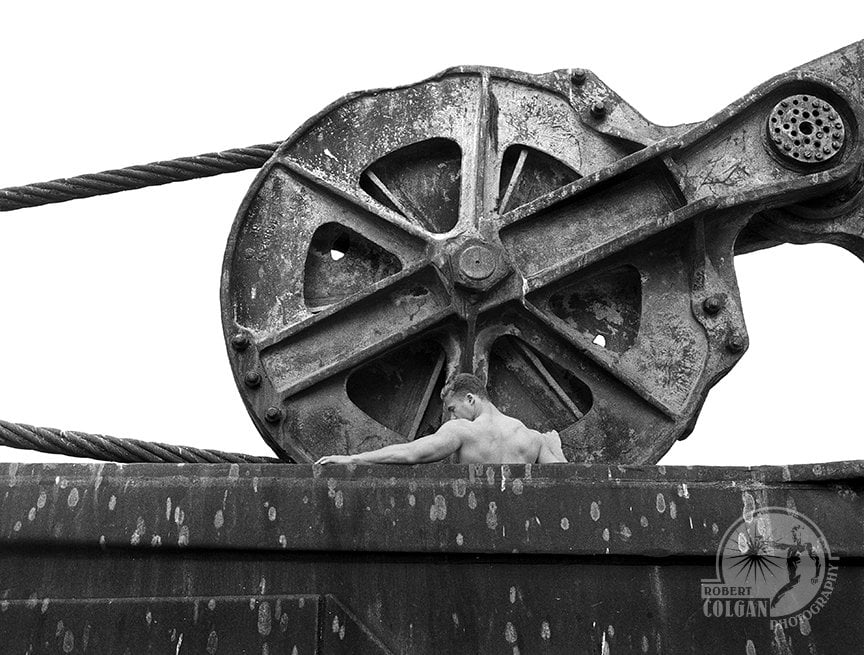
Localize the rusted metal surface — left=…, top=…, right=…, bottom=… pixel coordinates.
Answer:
left=1, top=462, right=862, bottom=653
left=221, top=42, right=864, bottom=464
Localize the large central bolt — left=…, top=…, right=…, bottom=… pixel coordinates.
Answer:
left=458, top=244, right=497, bottom=280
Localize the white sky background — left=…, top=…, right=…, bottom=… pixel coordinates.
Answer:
left=0, top=2, right=862, bottom=466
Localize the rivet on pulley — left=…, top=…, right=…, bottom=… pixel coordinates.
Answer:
left=726, top=335, right=746, bottom=354
left=231, top=333, right=250, bottom=351
left=571, top=69, right=587, bottom=85
left=703, top=295, right=725, bottom=315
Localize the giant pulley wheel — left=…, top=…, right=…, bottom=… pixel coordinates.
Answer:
left=222, top=58, right=864, bottom=463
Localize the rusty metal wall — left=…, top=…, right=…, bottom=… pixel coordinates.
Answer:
left=1, top=462, right=861, bottom=653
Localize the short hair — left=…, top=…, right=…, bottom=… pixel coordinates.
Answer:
left=440, top=373, right=488, bottom=400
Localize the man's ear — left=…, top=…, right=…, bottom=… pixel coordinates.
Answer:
left=465, top=393, right=475, bottom=405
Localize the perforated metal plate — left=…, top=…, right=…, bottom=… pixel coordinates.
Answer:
left=767, top=94, right=845, bottom=164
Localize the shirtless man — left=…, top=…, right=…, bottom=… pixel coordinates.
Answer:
left=315, top=373, right=567, bottom=465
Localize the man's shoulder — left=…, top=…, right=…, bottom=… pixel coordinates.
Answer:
left=501, top=415, right=538, bottom=437
left=441, top=418, right=475, bottom=437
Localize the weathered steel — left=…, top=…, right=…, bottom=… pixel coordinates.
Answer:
left=222, top=42, right=864, bottom=464
left=0, top=419, right=280, bottom=464
left=0, top=143, right=281, bottom=212
left=0, top=462, right=861, bottom=653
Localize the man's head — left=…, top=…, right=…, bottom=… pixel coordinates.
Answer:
left=440, top=373, right=489, bottom=421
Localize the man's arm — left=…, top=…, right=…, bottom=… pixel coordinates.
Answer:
left=537, top=429, right=567, bottom=463
left=316, top=420, right=469, bottom=465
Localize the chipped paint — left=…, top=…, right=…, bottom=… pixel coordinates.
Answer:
left=429, top=494, right=447, bottom=521
left=742, top=491, right=756, bottom=524
left=486, top=502, right=498, bottom=530
left=504, top=621, right=517, bottom=644
left=451, top=478, right=467, bottom=498
left=258, top=601, right=273, bottom=636
left=66, top=487, right=79, bottom=509
left=130, top=516, right=146, bottom=545
left=178, top=524, right=189, bottom=547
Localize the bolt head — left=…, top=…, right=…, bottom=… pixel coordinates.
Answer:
left=450, top=239, right=511, bottom=294
left=702, top=295, right=724, bottom=315
left=244, top=371, right=262, bottom=388
left=726, top=335, right=746, bottom=354
left=590, top=101, right=607, bottom=118
left=231, top=333, right=250, bottom=351
left=264, top=407, right=283, bottom=424
left=571, top=69, right=587, bottom=85
left=458, top=244, right=497, bottom=281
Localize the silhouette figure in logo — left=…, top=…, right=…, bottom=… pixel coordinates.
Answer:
left=769, top=525, right=821, bottom=609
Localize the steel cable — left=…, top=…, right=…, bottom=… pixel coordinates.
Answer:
left=0, top=141, right=288, bottom=462
left=0, top=142, right=281, bottom=212
left=0, top=419, right=283, bottom=464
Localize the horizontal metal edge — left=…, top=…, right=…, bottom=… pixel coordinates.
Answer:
left=0, top=462, right=861, bottom=558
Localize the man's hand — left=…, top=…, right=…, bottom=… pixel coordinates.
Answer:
left=539, top=429, right=567, bottom=463
left=315, top=455, right=355, bottom=465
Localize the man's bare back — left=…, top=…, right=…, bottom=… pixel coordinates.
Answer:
left=316, top=373, right=567, bottom=466
left=445, top=412, right=564, bottom=464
